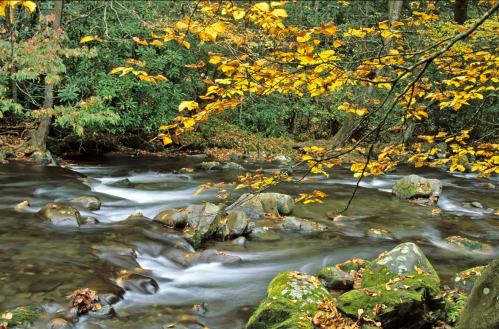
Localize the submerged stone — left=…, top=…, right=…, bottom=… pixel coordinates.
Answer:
left=453, top=265, right=488, bottom=294
left=443, top=235, right=488, bottom=251
left=71, top=196, right=101, bottom=210
left=365, top=228, right=394, bottom=239
left=38, top=203, right=84, bottom=227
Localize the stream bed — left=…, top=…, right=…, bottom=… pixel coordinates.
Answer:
left=1, top=156, right=498, bottom=328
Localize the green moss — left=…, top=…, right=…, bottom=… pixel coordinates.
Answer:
left=267, top=271, right=331, bottom=316
left=190, top=232, right=202, bottom=249
left=0, top=148, right=15, bottom=159
left=339, top=259, right=370, bottom=272
left=443, top=236, right=483, bottom=251
left=246, top=297, right=312, bottom=329
left=1, top=305, right=45, bottom=327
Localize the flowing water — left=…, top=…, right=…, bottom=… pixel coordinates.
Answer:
left=1, top=157, right=499, bottom=328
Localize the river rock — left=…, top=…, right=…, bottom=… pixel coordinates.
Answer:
left=443, top=235, right=488, bottom=251
left=222, top=162, right=245, bottom=170
left=118, top=273, right=159, bottom=294
left=82, top=278, right=125, bottom=305
left=338, top=258, right=370, bottom=272
left=337, top=242, right=445, bottom=329
left=281, top=217, right=328, bottom=232
left=110, top=178, right=133, bottom=187
left=85, top=216, right=99, bottom=225
left=198, top=161, right=223, bottom=171
left=87, top=304, right=116, bottom=319
left=484, top=183, right=495, bottom=189
left=246, top=297, right=312, bottom=329
left=182, top=204, right=222, bottom=248
left=453, top=265, right=488, bottom=294
left=274, top=155, right=292, bottom=162
left=71, top=196, right=101, bottom=210
left=270, top=193, right=294, bottom=215
left=392, top=175, right=442, bottom=201
left=225, top=194, right=264, bottom=219
left=226, top=211, right=248, bottom=236
left=267, top=271, right=330, bottom=316
left=316, top=266, right=354, bottom=289
left=170, top=249, right=241, bottom=266
left=152, top=208, right=188, bottom=227
left=256, top=193, right=278, bottom=216
left=30, top=150, right=58, bottom=164
left=365, top=228, right=394, bottom=239
left=15, top=200, right=30, bottom=211
left=459, top=256, right=499, bottom=329
left=0, top=305, right=46, bottom=328
left=216, top=224, right=230, bottom=240
left=38, top=203, right=84, bottom=227
left=186, top=154, right=208, bottom=159
left=46, top=318, right=72, bottom=329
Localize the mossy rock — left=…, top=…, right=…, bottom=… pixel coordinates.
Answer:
left=38, top=203, right=84, bottom=227
left=270, top=193, right=294, bottom=215
left=315, top=266, right=353, bottom=289
left=182, top=204, right=222, bottom=247
left=71, top=196, right=101, bottom=210
left=267, top=271, right=331, bottom=316
left=257, top=193, right=279, bottom=216
left=453, top=265, right=488, bottom=294
left=198, top=161, right=223, bottom=171
left=0, top=148, right=15, bottom=159
left=30, top=150, right=59, bottom=164
left=222, top=162, right=245, bottom=170
left=226, top=211, right=248, bottom=236
left=1, top=305, right=46, bottom=328
left=361, top=243, right=440, bottom=297
left=245, top=297, right=312, bottom=329
left=443, top=236, right=488, bottom=251
left=338, top=258, right=370, bottom=272
left=392, top=175, right=442, bottom=201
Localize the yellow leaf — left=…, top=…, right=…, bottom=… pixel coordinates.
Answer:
left=154, top=75, right=169, bottom=81
left=391, top=21, right=404, bottom=26
left=436, top=132, right=447, bottom=138
left=254, top=2, right=270, bottom=12
left=333, top=40, right=345, bottom=48
left=109, top=67, right=125, bottom=74
left=456, top=165, right=465, bottom=172
left=119, top=68, right=133, bottom=77
left=458, top=46, right=473, bottom=53
left=179, top=39, right=190, bottom=49
left=427, top=3, right=436, bottom=10
left=272, top=8, right=287, bottom=17
left=151, top=40, right=163, bottom=46
left=176, top=21, right=189, bottom=29
left=80, top=36, right=95, bottom=43
left=139, top=75, right=154, bottom=82
left=159, top=124, right=177, bottom=130
left=22, top=1, right=36, bottom=13
left=378, top=20, right=389, bottom=29
left=183, top=118, right=196, bottom=128
left=302, top=155, right=313, bottom=160
left=162, top=136, right=172, bottom=145
left=178, top=101, right=199, bottom=112
left=456, top=25, right=467, bottom=33
left=192, top=187, right=204, bottom=197
left=233, top=9, right=245, bottom=20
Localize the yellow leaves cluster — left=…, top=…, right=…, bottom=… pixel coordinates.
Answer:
left=0, top=0, right=36, bottom=18
left=295, top=190, right=327, bottom=204
left=109, top=67, right=168, bottom=84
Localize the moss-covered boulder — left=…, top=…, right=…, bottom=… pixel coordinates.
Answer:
left=222, top=162, right=245, bottom=170
left=337, top=243, right=445, bottom=329
left=0, top=305, right=46, bottom=328
left=338, top=258, right=370, bottom=272
left=152, top=208, right=188, bottom=227
left=30, top=150, right=59, bottom=164
left=226, top=193, right=265, bottom=219
left=38, top=203, right=84, bottom=227
left=392, top=175, right=442, bottom=201
left=198, top=161, right=223, bottom=171
left=71, top=196, right=101, bottom=210
left=442, top=235, right=489, bottom=251
left=459, top=256, right=499, bottom=329
left=365, top=228, right=394, bottom=239
left=181, top=204, right=222, bottom=248
left=316, top=266, right=353, bottom=289
left=246, top=297, right=312, bottom=329
left=257, top=194, right=279, bottom=216
left=453, top=265, right=488, bottom=294
left=270, top=193, right=294, bottom=215
left=266, top=271, right=331, bottom=316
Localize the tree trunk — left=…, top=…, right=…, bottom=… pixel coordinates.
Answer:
left=329, top=0, right=403, bottom=149
left=454, top=0, right=468, bottom=25
left=5, top=6, right=18, bottom=103
left=30, top=0, right=64, bottom=151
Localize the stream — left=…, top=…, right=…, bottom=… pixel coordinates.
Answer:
left=1, top=156, right=498, bottom=328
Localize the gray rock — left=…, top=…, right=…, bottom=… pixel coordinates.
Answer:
left=257, top=193, right=278, bottom=215
left=182, top=204, right=222, bottom=247
left=274, top=155, right=291, bottom=162
left=226, top=211, right=248, bottom=236
left=222, top=162, right=245, bottom=170
left=118, top=273, right=159, bottom=294
left=71, top=196, right=101, bottom=210
left=152, top=208, right=187, bottom=227
left=170, top=249, right=241, bottom=266
left=85, top=217, right=99, bottom=225
left=316, top=266, right=354, bottom=289
left=198, top=161, right=223, bottom=171
left=471, top=201, right=483, bottom=208
left=87, top=305, right=116, bottom=319
left=225, top=193, right=265, bottom=219
left=245, top=221, right=255, bottom=234
left=230, top=154, right=239, bottom=161
left=453, top=265, right=487, bottom=294
left=82, top=278, right=125, bottom=305
left=484, top=183, right=495, bottom=189
left=459, top=256, right=499, bottom=329
left=38, top=203, right=84, bottom=227
left=110, top=178, right=133, bottom=187
left=30, top=150, right=58, bottom=164
left=46, top=318, right=73, bottom=329
left=271, top=193, right=294, bottom=215
left=216, top=224, right=230, bottom=240
left=232, top=236, right=247, bottom=246
left=365, top=228, right=394, bottom=239
left=392, top=174, right=442, bottom=201
left=281, top=217, right=301, bottom=231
